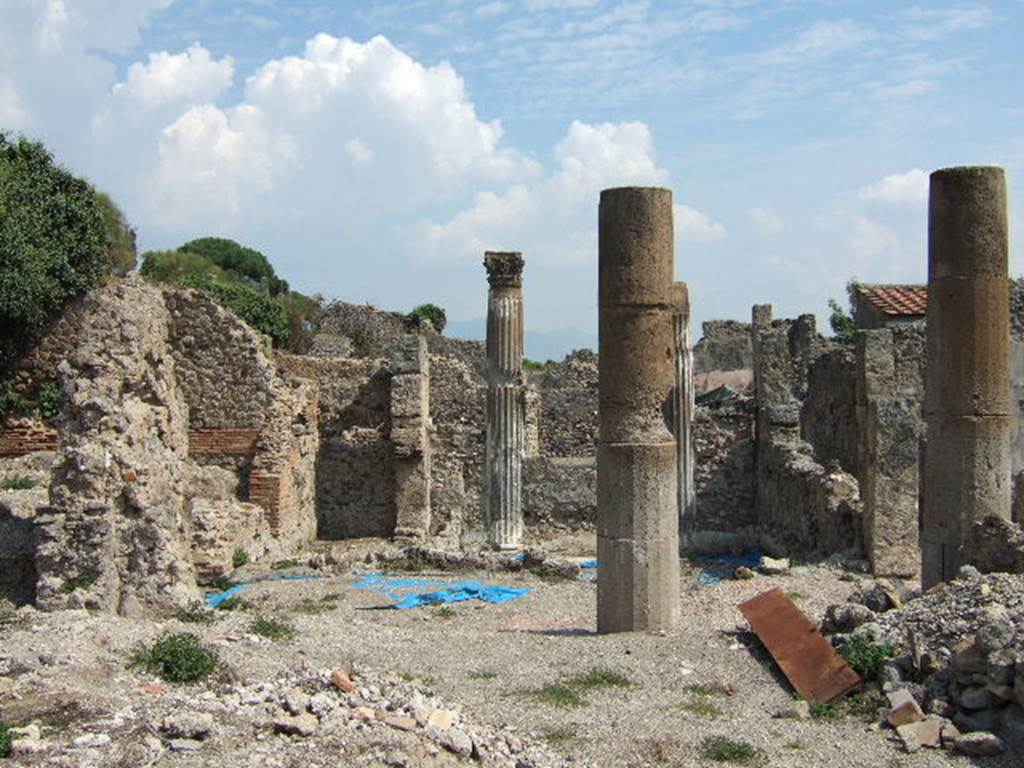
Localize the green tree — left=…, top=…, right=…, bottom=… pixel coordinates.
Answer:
left=179, top=237, right=288, bottom=295
left=277, top=291, right=324, bottom=353
left=140, top=249, right=227, bottom=285
left=94, top=189, right=137, bottom=275
left=828, top=293, right=858, bottom=345
left=407, top=303, right=447, bottom=333
left=0, top=133, right=106, bottom=373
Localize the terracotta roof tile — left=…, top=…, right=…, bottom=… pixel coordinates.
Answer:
left=855, top=283, right=928, bottom=317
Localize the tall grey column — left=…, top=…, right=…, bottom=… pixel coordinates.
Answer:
left=597, top=187, right=680, bottom=633
left=922, top=166, right=1011, bottom=588
left=673, top=282, right=697, bottom=551
left=484, top=251, right=525, bottom=549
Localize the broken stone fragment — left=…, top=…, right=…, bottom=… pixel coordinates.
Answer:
left=273, top=714, right=318, bottom=737
left=427, top=724, right=474, bottom=757
left=896, top=718, right=943, bottom=752
left=955, top=731, right=1006, bottom=756
left=381, top=713, right=417, bottom=732
left=330, top=668, right=356, bottom=692
left=159, top=711, right=215, bottom=740
left=886, top=689, right=925, bottom=728
left=426, top=708, right=458, bottom=729
left=957, top=685, right=998, bottom=711
left=168, top=739, right=203, bottom=752
left=772, top=701, right=810, bottom=720
left=758, top=556, right=789, bottom=575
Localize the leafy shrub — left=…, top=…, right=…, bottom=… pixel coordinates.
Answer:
left=699, top=736, right=764, bottom=764
left=0, top=133, right=107, bottom=374
left=61, top=572, right=98, bottom=593
left=179, top=237, right=288, bottom=295
left=406, top=303, right=447, bottom=333
left=37, top=381, right=60, bottom=421
left=175, top=603, right=217, bottom=624
left=0, top=474, right=37, bottom=490
left=0, top=385, right=31, bottom=423
left=94, top=189, right=137, bottom=276
left=132, top=632, right=221, bottom=683
left=523, top=358, right=557, bottom=371
left=839, top=636, right=896, bottom=681
left=249, top=616, right=295, bottom=641
left=0, top=721, right=21, bottom=758
left=232, top=547, right=249, bottom=568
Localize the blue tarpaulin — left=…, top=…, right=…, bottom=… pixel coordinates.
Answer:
left=694, top=550, right=763, bottom=586
left=352, top=573, right=531, bottom=609
left=580, top=559, right=598, bottom=569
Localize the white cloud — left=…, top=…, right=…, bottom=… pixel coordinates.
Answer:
left=113, top=44, right=234, bottom=109
left=475, top=2, right=510, bottom=18
left=0, top=79, right=29, bottom=128
left=857, top=168, right=929, bottom=205
left=525, top=0, right=600, bottom=10
left=345, top=137, right=374, bottom=165
left=676, top=204, right=727, bottom=244
left=848, top=214, right=901, bottom=261
left=750, top=206, right=783, bottom=235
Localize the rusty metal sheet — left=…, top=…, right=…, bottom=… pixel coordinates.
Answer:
left=739, top=587, right=862, bottom=703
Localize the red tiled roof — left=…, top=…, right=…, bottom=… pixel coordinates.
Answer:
left=854, top=283, right=927, bottom=317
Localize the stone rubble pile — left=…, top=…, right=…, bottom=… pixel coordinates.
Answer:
left=822, top=567, right=1024, bottom=756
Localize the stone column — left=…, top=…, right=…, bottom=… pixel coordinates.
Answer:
left=484, top=251, right=525, bottom=549
left=391, top=335, right=432, bottom=540
left=672, top=282, right=697, bottom=551
left=597, top=187, right=680, bottom=633
left=922, top=166, right=1011, bottom=588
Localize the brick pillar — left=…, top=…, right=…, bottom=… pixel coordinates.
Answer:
left=391, top=334, right=432, bottom=539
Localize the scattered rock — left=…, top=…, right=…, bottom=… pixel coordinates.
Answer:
left=772, top=701, right=810, bottom=720
left=159, top=711, right=215, bottom=740
left=168, top=738, right=204, bottom=752
left=955, top=731, right=1006, bottom=756
left=428, top=725, right=474, bottom=757
left=72, top=733, right=112, bottom=749
left=886, top=689, right=924, bottom=728
left=733, top=566, right=755, bottom=580
left=330, top=668, right=356, bottom=692
left=427, top=708, right=458, bottom=729
left=274, top=713, right=319, bottom=737
left=759, top=556, right=790, bottom=575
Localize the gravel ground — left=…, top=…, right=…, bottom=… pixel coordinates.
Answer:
left=0, top=545, right=1015, bottom=768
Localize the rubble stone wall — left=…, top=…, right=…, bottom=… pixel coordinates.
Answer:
left=693, top=399, right=756, bottom=534
left=693, top=319, right=753, bottom=373
left=801, top=348, right=858, bottom=475
left=0, top=419, right=59, bottom=456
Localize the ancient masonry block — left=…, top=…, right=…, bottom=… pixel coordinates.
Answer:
left=857, top=329, right=920, bottom=578
left=672, top=282, right=697, bottom=550
left=484, top=251, right=526, bottom=549
left=922, top=166, right=1012, bottom=587
left=391, top=334, right=432, bottom=539
left=597, top=187, right=680, bottom=633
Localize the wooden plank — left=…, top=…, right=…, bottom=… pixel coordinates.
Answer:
left=739, top=587, right=862, bottom=703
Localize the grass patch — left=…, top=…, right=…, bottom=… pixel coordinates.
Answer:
left=806, top=689, right=886, bottom=722
left=839, top=637, right=896, bottom=681
left=249, top=616, right=295, bottom=641
left=467, top=669, right=498, bottom=680
left=434, top=606, right=457, bottom=619
left=676, top=696, right=723, bottom=718
left=398, top=672, right=437, bottom=686
left=0, top=474, right=37, bottom=490
left=786, top=590, right=807, bottom=601
left=564, top=667, right=631, bottom=691
left=61, top=572, right=97, bottom=594
left=209, top=575, right=237, bottom=592
left=175, top=602, right=217, bottom=624
left=785, top=740, right=808, bottom=750
left=132, top=632, right=220, bottom=683
left=0, top=722, right=22, bottom=758
left=270, top=558, right=299, bottom=571
left=534, top=683, right=586, bottom=708
left=321, top=592, right=344, bottom=603
left=699, top=736, right=765, bottom=765
left=542, top=726, right=577, bottom=745
left=215, top=596, right=252, bottom=612
left=232, top=548, right=249, bottom=568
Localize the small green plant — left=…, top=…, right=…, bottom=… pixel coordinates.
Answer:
left=0, top=474, right=37, bottom=490
left=232, top=548, right=249, bottom=568
left=534, top=683, right=586, bottom=708
left=270, top=558, right=299, bottom=570
left=215, top=596, right=251, bottom=612
left=676, top=696, right=723, bottom=718
left=132, top=632, right=220, bottom=683
left=699, top=736, right=764, bottom=765
left=249, top=616, right=296, bottom=641
left=294, top=594, right=343, bottom=615
left=839, top=637, right=896, bottom=681
left=175, top=602, right=217, bottom=624
left=0, top=721, right=22, bottom=758
left=808, top=699, right=838, bottom=720
left=37, top=381, right=60, bottom=421
left=434, top=606, right=457, bottom=619
left=522, top=358, right=557, bottom=371
left=565, top=667, right=631, bottom=691
left=467, top=669, right=498, bottom=680
left=786, top=590, right=807, bottom=601
left=0, top=385, right=31, bottom=423
left=210, top=575, right=236, bottom=591
left=392, top=550, right=433, bottom=572
left=61, top=572, right=98, bottom=594
left=785, top=740, right=808, bottom=750
left=398, top=672, right=437, bottom=686
left=542, top=726, right=577, bottom=745
left=321, top=592, right=344, bottom=603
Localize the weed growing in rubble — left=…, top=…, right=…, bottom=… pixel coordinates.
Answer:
left=0, top=722, right=22, bottom=758
left=132, top=632, right=221, bottom=683
left=271, top=559, right=299, bottom=570
left=467, top=669, right=498, bottom=680
left=434, top=606, right=457, bottom=619
left=565, top=667, right=632, bottom=691
left=175, top=602, right=217, bottom=624
left=676, top=696, right=723, bottom=718
left=61, top=572, right=97, bottom=594
left=542, top=727, right=577, bottom=745
left=839, top=637, right=896, bottom=681
left=249, top=616, right=296, bottom=641
left=0, top=474, right=37, bottom=490
left=232, top=548, right=249, bottom=568
left=534, top=683, right=586, bottom=708
left=699, top=736, right=765, bottom=765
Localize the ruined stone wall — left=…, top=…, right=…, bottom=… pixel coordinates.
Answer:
left=693, top=320, right=753, bottom=373
left=531, top=350, right=598, bottom=457
left=693, top=398, right=756, bottom=535
left=801, top=348, right=858, bottom=475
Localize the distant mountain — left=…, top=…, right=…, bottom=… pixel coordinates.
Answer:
left=445, top=317, right=597, bottom=363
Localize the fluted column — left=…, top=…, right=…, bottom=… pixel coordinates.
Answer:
left=673, top=282, right=697, bottom=551
left=922, top=166, right=1011, bottom=587
left=597, top=187, right=680, bottom=633
left=484, top=251, right=525, bottom=549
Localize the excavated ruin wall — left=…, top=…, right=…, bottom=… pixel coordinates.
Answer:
left=693, top=320, right=753, bottom=373
left=693, top=399, right=756, bottom=535
left=802, top=348, right=858, bottom=476
left=34, top=278, right=200, bottom=614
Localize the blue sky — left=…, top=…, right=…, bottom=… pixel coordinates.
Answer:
left=1, top=1, right=1022, bottom=358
